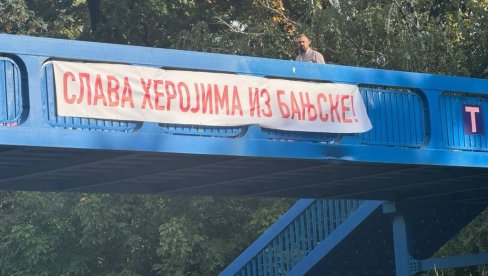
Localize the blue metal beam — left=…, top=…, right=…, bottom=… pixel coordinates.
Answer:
left=420, top=253, right=488, bottom=273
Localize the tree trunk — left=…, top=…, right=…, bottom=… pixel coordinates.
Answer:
left=87, top=0, right=102, bottom=33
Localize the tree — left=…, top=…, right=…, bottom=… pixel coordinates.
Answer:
left=0, top=191, right=292, bottom=275
left=0, top=0, right=47, bottom=35
left=306, top=0, right=488, bottom=77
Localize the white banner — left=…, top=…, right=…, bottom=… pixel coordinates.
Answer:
left=53, top=61, right=372, bottom=133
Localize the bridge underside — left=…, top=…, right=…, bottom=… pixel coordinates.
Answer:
left=2, top=145, right=486, bottom=204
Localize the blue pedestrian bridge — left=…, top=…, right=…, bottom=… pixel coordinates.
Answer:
left=0, top=33, right=487, bottom=275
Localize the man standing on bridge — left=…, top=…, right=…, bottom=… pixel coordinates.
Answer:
left=295, top=33, right=325, bottom=64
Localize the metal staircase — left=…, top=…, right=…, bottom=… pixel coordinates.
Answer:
left=219, top=199, right=384, bottom=275
left=222, top=200, right=488, bottom=276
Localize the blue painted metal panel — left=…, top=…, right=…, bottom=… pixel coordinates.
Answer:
left=0, top=57, right=22, bottom=126
left=439, top=92, right=488, bottom=151
left=357, top=87, right=426, bottom=147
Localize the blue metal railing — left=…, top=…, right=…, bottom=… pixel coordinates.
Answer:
left=220, top=198, right=369, bottom=276
left=0, top=57, right=22, bottom=126
left=2, top=33, right=488, bottom=167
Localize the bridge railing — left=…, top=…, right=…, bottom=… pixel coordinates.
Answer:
left=1, top=34, right=488, bottom=168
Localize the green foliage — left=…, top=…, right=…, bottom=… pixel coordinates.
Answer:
left=307, top=0, right=488, bottom=77
left=3, top=0, right=485, bottom=77
left=79, top=0, right=487, bottom=77
left=154, top=217, right=205, bottom=275
left=0, top=192, right=76, bottom=275
left=0, top=192, right=293, bottom=274
left=0, top=0, right=87, bottom=38
left=0, top=0, right=47, bottom=35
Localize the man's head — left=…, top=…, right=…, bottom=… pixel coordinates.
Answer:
left=296, top=34, right=310, bottom=53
